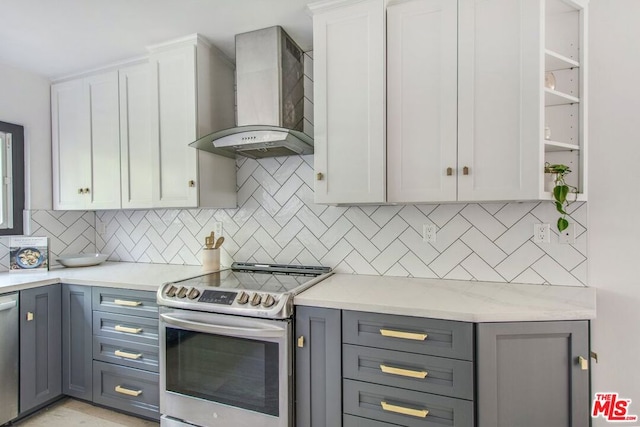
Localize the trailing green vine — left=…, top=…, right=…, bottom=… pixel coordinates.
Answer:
left=545, top=163, right=578, bottom=232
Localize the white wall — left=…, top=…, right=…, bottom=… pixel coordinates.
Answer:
left=0, top=62, right=51, bottom=210
left=589, top=1, right=640, bottom=422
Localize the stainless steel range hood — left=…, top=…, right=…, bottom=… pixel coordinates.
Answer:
left=190, top=26, right=312, bottom=159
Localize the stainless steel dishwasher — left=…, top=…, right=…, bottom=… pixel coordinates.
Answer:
left=0, top=292, right=19, bottom=425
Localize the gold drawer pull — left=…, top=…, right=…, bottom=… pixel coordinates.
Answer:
left=115, top=385, right=142, bottom=397
left=380, top=364, right=428, bottom=379
left=578, top=356, right=588, bottom=370
left=114, top=299, right=142, bottom=307
left=380, top=329, right=428, bottom=341
left=381, top=401, right=429, bottom=418
left=115, top=350, right=143, bottom=360
left=297, top=336, right=305, bottom=348
left=115, top=325, right=143, bottom=334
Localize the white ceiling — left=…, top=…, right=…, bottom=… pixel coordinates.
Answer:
left=0, top=0, right=315, bottom=80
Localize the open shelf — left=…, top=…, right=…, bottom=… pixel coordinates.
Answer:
left=545, top=49, right=579, bottom=71
left=541, top=191, right=587, bottom=202
left=544, top=140, right=580, bottom=152
left=545, top=88, right=580, bottom=106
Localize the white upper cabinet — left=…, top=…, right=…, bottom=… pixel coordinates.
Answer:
left=387, top=0, right=458, bottom=203
left=52, top=79, right=88, bottom=210
left=149, top=43, right=199, bottom=208
left=119, top=63, right=154, bottom=209
left=458, top=0, right=542, bottom=201
left=52, top=34, right=237, bottom=211
left=52, top=71, right=121, bottom=210
left=310, top=0, right=386, bottom=204
left=85, top=72, right=121, bottom=209
left=311, top=0, right=587, bottom=204
left=148, top=36, right=237, bottom=209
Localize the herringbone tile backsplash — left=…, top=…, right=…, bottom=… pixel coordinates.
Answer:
left=0, top=211, right=96, bottom=270
left=94, top=155, right=587, bottom=286
left=0, top=156, right=587, bottom=286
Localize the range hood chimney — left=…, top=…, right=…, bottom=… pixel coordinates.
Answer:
left=190, top=26, right=312, bottom=159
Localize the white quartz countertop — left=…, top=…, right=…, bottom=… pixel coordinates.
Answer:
left=0, top=262, right=209, bottom=293
left=294, top=274, right=596, bottom=322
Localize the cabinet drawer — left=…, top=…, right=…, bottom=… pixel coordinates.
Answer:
left=344, top=414, right=401, bottom=426
left=92, top=287, right=158, bottom=318
left=93, top=336, right=158, bottom=373
left=343, top=379, right=473, bottom=427
left=93, top=361, right=159, bottom=420
left=343, top=311, right=473, bottom=361
left=343, top=344, right=473, bottom=400
left=93, top=311, right=158, bottom=345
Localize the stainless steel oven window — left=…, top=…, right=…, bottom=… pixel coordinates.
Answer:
left=165, top=328, right=280, bottom=416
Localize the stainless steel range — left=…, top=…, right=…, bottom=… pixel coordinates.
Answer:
left=157, top=262, right=332, bottom=427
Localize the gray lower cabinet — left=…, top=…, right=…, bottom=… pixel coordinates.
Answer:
left=93, top=361, right=159, bottom=420
left=296, top=309, right=591, bottom=427
left=342, top=311, right=474, bottom=427
left=92, top=287, right=160, bottom=420
left=476, top=321, right=590, bottom=427
left=295, top=306, right=342, bottom=427
left=343, top=379, right=474, bottom=427
left=62, top=284, right=93, bottom=400
left=20, top=284, right=62, bottom=414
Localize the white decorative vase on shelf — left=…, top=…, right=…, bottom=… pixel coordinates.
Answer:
left=545, top=174, right=557, bottom=193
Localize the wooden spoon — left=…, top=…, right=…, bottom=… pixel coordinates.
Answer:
left=213, top=236, right=225, bottom=249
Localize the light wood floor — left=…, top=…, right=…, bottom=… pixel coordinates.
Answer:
left=14, top=398, right=159, bottom=427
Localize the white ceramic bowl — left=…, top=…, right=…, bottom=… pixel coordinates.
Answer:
left=56, top=253, right=108, bottom=268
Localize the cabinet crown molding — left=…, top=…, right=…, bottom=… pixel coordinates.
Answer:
left=51, top=56, right=148, bottom=84
left=308, top=0, right=382, bottom=14
left=146, top=33, right=210, bottom=52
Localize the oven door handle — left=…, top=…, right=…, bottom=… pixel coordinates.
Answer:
left=160, top=313, right=286, bottom=339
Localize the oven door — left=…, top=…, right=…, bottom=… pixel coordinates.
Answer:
left=159, top=307, right=291, bottom=427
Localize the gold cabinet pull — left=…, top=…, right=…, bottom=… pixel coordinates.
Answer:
left=27, top=312, right=34, bottom=321
left=84, top=188, right=90, bottom=194
left=115, top=385, right=142, bottom=397
left=297, top=336, right=305, bottom=348
left=578, top=356, right=589, bottom=370
left=590, top=351, right=599, bottom=364
left=380, top=329, right=428, bottom=341
left=316, top=172, right=324, bottom=181
left=381, top=401, right=429, bottom=418
left=115, top=325, right=143, bottom=334
left=114, top=299, right=142, bottom=307
left=463, top=166, right=469, bottom=175
left=446, top=167, right=453, bottom=176
left=114, top=350, right=142, bottom=360
left=78, top=188, right=84, bottom=194
left=380, top=364, right=428, bottom=379
left=188, top=180, right=196, bottom=187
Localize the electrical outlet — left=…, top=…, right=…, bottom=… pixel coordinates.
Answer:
left=533, top=224, right=550, bottom=243
left=214, top=221, right=224, bottom=238
left=558, top=223, right=576, bottom=244
left=423, top=224, right=437, bottom=243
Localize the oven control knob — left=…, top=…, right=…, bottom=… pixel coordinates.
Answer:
left=250, top=293, right=262, bottom=307
left=187, top=288, right=201, bottom=300
left=262, top=295, right=276, bottom=308
left=165, top=285, right=178, bottom=298
left=176, top=287, right=189, bottom=299
left=237, top=291, right=250, bottom=305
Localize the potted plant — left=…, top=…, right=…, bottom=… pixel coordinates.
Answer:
left=544, top=163, right=578, bottom=232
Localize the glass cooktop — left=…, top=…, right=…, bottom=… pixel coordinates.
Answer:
left=169, top=263, right=332, bottom=294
